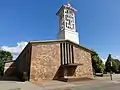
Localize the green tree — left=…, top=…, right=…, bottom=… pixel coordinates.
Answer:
left=91, top=51, right=105, bottom=73
left=105, top=54, right=120, bottom=73
left=105, top=54, right=115, bottom=72
left=0, top=50, right=13, bottom=76
left=112, top=59, right=120, bottom=73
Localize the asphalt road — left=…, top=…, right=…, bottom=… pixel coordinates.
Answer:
left=71, top=84, right=120, bottom=90
left=47, top=74, right=120, bottom=90
left=51, top=80, right=120, bottom=90
left=1, top=74, right=120, bottom=90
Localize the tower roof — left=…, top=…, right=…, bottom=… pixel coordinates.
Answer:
left=56, top=3, right=77, bottom=16
left=67, top=3, right=71, bottom=7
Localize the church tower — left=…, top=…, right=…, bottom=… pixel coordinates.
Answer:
left=56, top=3, right=79, bottom=44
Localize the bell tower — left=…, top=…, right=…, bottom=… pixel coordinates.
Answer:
left=56, top=3, right=79, bottom=44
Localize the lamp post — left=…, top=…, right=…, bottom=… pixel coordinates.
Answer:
left=110, top=61, right=113, bottom=80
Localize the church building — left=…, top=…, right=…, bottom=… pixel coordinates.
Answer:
left=4, top=3, right=94, bottom=83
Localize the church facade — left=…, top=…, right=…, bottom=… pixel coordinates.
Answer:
left=4, top=3, right=94, bottom=83
left=16, top=40, right=93, bottom=83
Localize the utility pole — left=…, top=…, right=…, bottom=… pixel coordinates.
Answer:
left=110, top=61, right=113, bottom=80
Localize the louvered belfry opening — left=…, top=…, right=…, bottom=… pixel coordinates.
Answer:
left=60, top=42, right=76, bottom=78
left=60, top=42, right=74, bottom=65
left=60, top=42, right=82, bottom=78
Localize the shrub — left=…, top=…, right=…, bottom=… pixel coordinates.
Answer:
left=22, top=72, right=28, bottom=81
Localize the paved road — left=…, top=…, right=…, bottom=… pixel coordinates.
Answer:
left=62, top=83, right=120, bottom=90
left=67, top=80, right=120, bottom=90
left=0, top=81, right=43, bottom=90
left=44, top=79, right=120, bottom=90
left=0, top=74, right=120, bottom=90
left=1, top=80, right=120, bottom=90
left=41, top=74, right=120, bottom=90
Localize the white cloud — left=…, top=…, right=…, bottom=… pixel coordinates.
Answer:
left=0, top=41, right=28, bottom=60
left=113, top=56, right=120, bottom=60
left=101, top=55, right=120, bottom=65
left=101, top=58, right=107, bottom=65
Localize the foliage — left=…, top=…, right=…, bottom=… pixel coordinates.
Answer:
left=112, top=59, right=120, bottom=73
left=23, top=72, right=28, bottom=81
left=91, top=51, right=105, bottom=73
left=0, top=50, right=13, bottom=76
left=16, top=71, right=28, bottom=81
left=0, top=50, right=13, bottom=62
left=105, top=54, right=113, bottom=72
left=105, top=54, right=120, bottom=73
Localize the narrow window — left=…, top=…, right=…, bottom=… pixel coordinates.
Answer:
left=63, top=43, right=66, bottom=64
left=66, top=43, right=69, bottom=64
left=71, top=45, right=74, bottom=63
left=60, top=43, right=63, bottom=65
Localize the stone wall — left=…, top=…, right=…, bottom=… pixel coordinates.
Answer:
left=29, top=41, right=93, bottom=83
left=4, top=61, right=15, bottom=76
left=30, top=43, right=61, bottom=82
left=4, top=62, right=14, bottom=73
left=16, top=44, right=32, bottom=77
left=73, top=44, right=93, bottom=78
left=15, top=40, right=93, bottom=82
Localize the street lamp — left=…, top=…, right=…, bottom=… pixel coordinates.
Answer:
left=110, top=61, right=113, bottom=80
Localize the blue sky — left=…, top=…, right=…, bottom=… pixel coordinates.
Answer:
left=0, top=0, right=120, bottom=60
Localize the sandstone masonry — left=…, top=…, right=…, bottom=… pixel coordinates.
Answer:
left=14, top=40, right=93, bottom=83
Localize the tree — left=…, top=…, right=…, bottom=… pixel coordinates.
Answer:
left=105, top=54, right=113, bottom=72
left=105, top=54, right=120, bottom=73
left=0, top=50, right=13, bottom=76
left=91, top=51, right=105, bottom=73
left=112, top=59, right=118, bottom=73
left=112, top=59, right=120, bottom=73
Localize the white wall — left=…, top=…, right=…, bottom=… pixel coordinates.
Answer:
left=58, top=30, right=79, bottom=44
